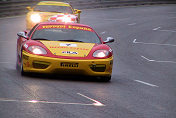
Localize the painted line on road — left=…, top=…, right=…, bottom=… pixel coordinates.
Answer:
left=0, top=99, right=95, bottom=106
left=77, top=93, right=105, bottom=106
left=0, top=93, right=105, bottom=107
left=134, top=80, right=159, bottom=87
left=153, top=27, right=161, bottom=30
left=152, top=27, right=176, bottom=32
left=133, top=39, right=176, bottom=47
left=128, top=23, right=136, bottom=26
left=141, top=55, right=176, bottom=64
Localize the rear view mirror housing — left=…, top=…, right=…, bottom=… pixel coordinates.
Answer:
left=17, top=31, right=28, bottom=39
left=26, top=6, right=33, bottom=11
left=74, top=9, right=82, bottom=14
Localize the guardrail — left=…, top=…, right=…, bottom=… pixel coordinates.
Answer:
left=0, top=0, right=175, bottom=17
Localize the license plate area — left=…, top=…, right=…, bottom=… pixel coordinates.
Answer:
left=60, top=62, right=79, bottom=67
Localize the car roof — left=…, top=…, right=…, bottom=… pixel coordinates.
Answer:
left=38, top=22, right=93, bottom=29
left=37, top=1, right=70, bottom=6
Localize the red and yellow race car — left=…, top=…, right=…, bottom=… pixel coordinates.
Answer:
left=26, top=1, right=81, bottom=30
left=17, top=22, right=114, bottom=81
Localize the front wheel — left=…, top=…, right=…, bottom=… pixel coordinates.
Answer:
left=20, top=59, right=26, bottom=76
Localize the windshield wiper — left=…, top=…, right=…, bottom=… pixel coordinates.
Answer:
left=57, top=39, right=83, bottom=42
left=32, top=38, right=50, bottom=41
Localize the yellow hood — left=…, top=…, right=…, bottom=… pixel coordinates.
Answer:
left=41, top=41, right=95, bottom=57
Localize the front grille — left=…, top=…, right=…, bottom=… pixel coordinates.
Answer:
left=90, top=64, right=106, bottom=72
left=33, top=61, right=50, bottom=69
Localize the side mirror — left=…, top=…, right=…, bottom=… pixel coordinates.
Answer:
left=103, top=37, right=114, bottom=44
left=17, top=32, right=28, bottom=39
left=26, top=6, right=33, bottom=11
left=74, top=9, right=82, bottom=14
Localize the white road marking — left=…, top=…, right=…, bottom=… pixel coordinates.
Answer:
left=152, top=27, right=176, bottom=32
left=0, top=99, right=94, bottom=106
left=133, top=39, right=176, bottom=47
left=0, top=93, right=105, bottom=106
left=134, top=80, right=159, bottom=87
left=128, top=23, right=136, bottom=25
left=141, top=55, right=176, bottom=64
left=77, top=93, right=105, bottom=106
left=141, top=56, right=153, bottom=61
left=153, top=27, right=161, bottom=30
left=133, top=39, right=137, bottom=43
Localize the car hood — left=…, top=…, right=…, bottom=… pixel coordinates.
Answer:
left=40, top=41, right=95, bottom=57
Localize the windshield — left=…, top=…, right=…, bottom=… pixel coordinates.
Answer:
left=34, top=5, right=73, bottom=14
left=31, top=28, right=101, bottom=44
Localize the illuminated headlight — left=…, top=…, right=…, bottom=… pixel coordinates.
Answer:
left=30, top=14, right=41, bottom=23
left=28, top=46, right=47, bottom=55
left=93, top=50, right=109, bottom=58
left=61, top=15, right=72, bottom=23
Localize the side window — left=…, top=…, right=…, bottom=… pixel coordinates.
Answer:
left=28, top=24, right=39, bottom=37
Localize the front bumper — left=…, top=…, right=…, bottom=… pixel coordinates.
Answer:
left=22, top=51, right=113, bottom=77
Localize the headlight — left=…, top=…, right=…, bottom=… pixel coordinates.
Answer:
left=93, top=50, right=109, bottom=58
left=30, top=14, right=41, bottom=23
left=28, top=46, right=47, bottom=55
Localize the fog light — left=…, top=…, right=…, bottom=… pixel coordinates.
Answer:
left=90, top=64, right=106, bottom=72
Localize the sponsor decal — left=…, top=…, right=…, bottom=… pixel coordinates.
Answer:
left=60, top=43, right=77, bottom=47
left=41, top=25, right=93, bottom=32
left=49, top=46, right=88, bottom=50
left=42, top=25, right=66, bottom=29
left=62, top=51, right=78, bottom=54
left=24, top=43, right=28, bottom=48
left=68, top=25, right=92, bottom=31
left=109, top=49, right=113, bottom=52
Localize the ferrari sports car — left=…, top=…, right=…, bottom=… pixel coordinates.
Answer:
left=17, top=22, right=114, bottom=81
left=26, top=1, right=81, bottom=29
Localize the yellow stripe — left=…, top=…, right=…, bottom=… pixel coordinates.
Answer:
left=37, top=1, right=70, bottom=6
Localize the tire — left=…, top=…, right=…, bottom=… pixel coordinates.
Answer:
left=16, top=55, right=20, bottom=70
left=20, top=58, right=27, bottom=76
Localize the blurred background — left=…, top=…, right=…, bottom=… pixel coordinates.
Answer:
left=0, top=0, right=175, bottom=17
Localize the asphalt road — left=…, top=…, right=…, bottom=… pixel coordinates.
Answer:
left=0, top=5, right=176, bottom=118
